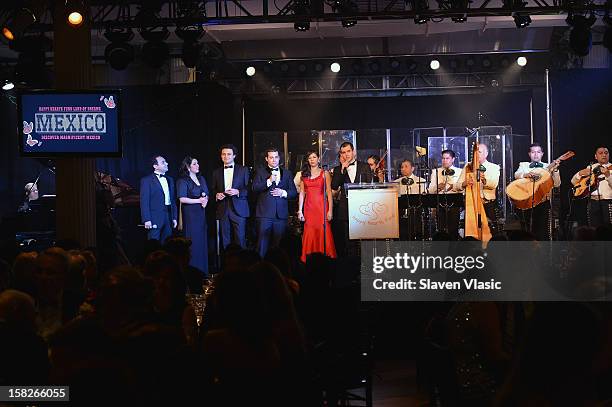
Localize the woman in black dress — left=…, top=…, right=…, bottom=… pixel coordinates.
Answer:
left=177, top=156, right=210, bottom=276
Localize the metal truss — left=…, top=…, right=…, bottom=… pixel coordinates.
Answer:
left=6, top=0, right=611, bottom=31
left=232, top=71, right=546, bottom=96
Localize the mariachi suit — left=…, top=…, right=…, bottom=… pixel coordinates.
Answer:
left=212, top=163, right=250, bottom=248
left=331, top=161, right=373, bottom=256
left=252, top=166, right=298, bottom=257
left=140, top=172, right=178, bottom=243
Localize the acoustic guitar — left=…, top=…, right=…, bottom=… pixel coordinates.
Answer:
left=506, top=151, right=574, bottom=210
left=572, top=164, right=610, bottom=199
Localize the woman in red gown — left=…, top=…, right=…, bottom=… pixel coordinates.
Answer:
left=298, top=151, right=337, bottom=263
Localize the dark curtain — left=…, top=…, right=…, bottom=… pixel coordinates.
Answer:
left=551, top=68, right=612, bottom=226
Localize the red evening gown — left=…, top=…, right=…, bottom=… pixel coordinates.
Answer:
left=301, top=172, right=337, bottom=263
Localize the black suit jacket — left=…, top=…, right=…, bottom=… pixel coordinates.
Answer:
left=212, top=164, right=250, bottom=219
left=252, top=166, right=298, bottom=219
left=140, top=173, right=178, bottom=225
left=331, top=161, right=373, bottom=220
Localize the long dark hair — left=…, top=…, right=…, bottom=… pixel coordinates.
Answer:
left=179, top=156, right=197, bottom=177
left=301, top=150, right=319, bottom=179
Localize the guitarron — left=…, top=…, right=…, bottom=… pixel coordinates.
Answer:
left=506, top=151, right=574, bottom=210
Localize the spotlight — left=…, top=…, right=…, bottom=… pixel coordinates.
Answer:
left=332, top=0, right=358, bottom=28
left=246, top=66, right=256, bottom=76
left=504, top=0, right=531, bottom=28
left=65, top=0, right=86, bottom=27
left=352, top=61, right=363, bottom=73
left=465, top=56, right=475, bottom=69
left=263, top=60, right=273, bottom=73
left=297, top=63, right=307, bottom=73
left=176, top=26, right=204, bottom=68
left=449, top=0, right=469, bottom=22
left=294, top=21, right=310, bottom=31
left=314, top=62, right=324, bottom=72
left=342, top=18, right=357, bottom=28
left=481, top=57, right=492, bottom=69
left=500, top=57, right=510, bottom=68
left=104, top=29, right=135, bottom=70
left=407, top=60, right=418, bottom=71
left=293, top=0, right=311, bottom=31
left=449, top=59, right=459, bottom=70
left=411, top=0, right=429, bottom=24
left=430, top=59, right=440, bottom=70
left=2, top=79, right=14, bottom=91
left=140, top=28, right=170, bottom=69
left=330, top=62, right=341, bottom=73
left=566, top=13, right=596, bottom=57
left=2, top=7, right=38, bottom=41
left=280, top=63, right=290, bottom=73
left=389, top=58, right=401, bottom=70
left=516, top=56, right=527, bottom=66
left=369, top=61, right=380, bottom=72
left=513, top=14, right=531, bottom=28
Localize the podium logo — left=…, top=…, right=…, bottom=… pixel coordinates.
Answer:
left=359, top=202, right=389, bottom=222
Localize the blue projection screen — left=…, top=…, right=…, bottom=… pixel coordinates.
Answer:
left=18, top=90, right=122, bottom=157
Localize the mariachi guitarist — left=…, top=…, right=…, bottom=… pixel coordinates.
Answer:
left=571, top=146, right=612, bottom=227
left=514, top=143, right=561, bottom=240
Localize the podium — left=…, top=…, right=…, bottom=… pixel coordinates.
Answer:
left=346, top=182, right=399, bottom=239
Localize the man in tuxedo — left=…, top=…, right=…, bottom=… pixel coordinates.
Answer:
left=252, top=148, right=298, bottom=258
left=140, top=155, right=177, bottom=243
left=331, top=142, right=373, bottom=256
left=514, top=142, right=561, bottom=240
left=212, top=144, right=250, bottom=249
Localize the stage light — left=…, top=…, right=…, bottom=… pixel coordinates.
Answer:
left=369, top=61, right=380, bottom=72
left=140, top=28, right=170, bottom=69
left=332, top=0, right=358, bottom=28
left=104, top=29, right=135, bottom=70
left=504, top=0, right=531, bottom=28
left=481, top=57, right=492, bottom=69
left=513, top=13, right=531, bottom=28
left=389, top=58, right=401, bottom=70
left=566, top=13, right=596, bottom=57
left=500, top=57, right=510, bottom=68
left=2, top=7, right=38, bottom=41
left=407, top=60, right=418, bottom=71
left=280, top=63, right=290, bottom=73
left=294, top=21, right=310, bottom=31
left=330, top=62, right=341, bottom=73
left=246, top=66, right=256, bottom=76
left=449, top=0, right=469, bottom=22
left=352, top=61, right=363, bottom=73
left=411, top=0, right=429, bottom=24
left=65, top=0, right=86, bottom=27
left=465, top=56, right=475, bottom=69
left=430, top=59, right=440, bottom=70
left=293, top=0, right=311, bottom=31
left=516, top=56, right=527, bottom=66
left=449, top=59, right=459, bottom=70
left=297, top=63, right=307, bottom=73
left=314, top=62, right=324, bottom=72
left=2, top=79, right=14, bottom=91
left=176, top=26, right=204, bottom=68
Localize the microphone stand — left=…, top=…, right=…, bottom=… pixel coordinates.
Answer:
left=322, top=164, right=328, bottom=257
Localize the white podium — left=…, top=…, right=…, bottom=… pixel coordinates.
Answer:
left=346, top=183, right=400, bottom=239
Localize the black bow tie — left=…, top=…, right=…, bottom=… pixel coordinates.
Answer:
left=529, top=162, right=544, bottom=168
left=224, top=165, right=233, bottom=169
left=348, top=161, right=356, bottom=166
left=270, top=167, right=279, bottom=171
left=156, top=173, right=166, bottom=178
